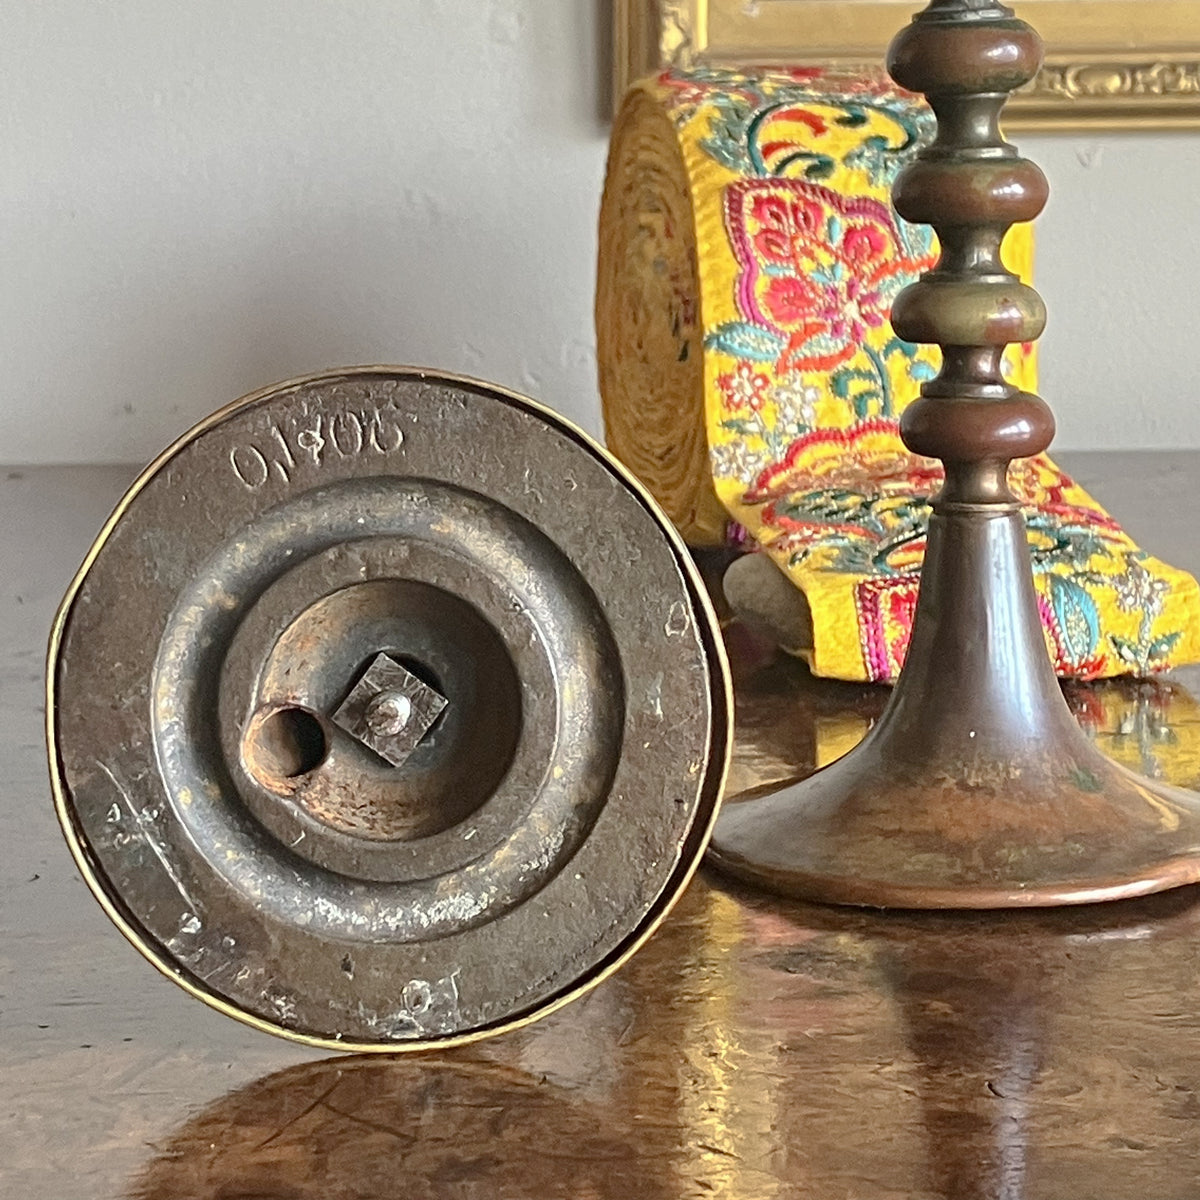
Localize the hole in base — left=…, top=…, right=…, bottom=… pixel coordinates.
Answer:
left=245, top=706, right=328, bottom=783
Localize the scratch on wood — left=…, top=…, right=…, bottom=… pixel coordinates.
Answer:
left=255, top=1079, right=342, bottom=1149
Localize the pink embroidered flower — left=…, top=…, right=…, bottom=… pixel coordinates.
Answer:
left=748, top=194, right=824, bottom=265
left=725, top=181, right=936, bottom=376
left=771, top=218, right=901, bottom=373
left=718, top=363, right=772, bottom=412
left=842, top=223, right=889, bottom=266
left=759, top=275, right=824, bottom=327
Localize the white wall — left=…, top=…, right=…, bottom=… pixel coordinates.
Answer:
left=3, top=0, right=1199, bottom=464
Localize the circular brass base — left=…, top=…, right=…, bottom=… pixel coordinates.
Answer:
left=711, top=507, right=1200, bottom=910
left=49, top=367, right=731, bottom=1050
left=709, top=725, right=1200, bottom=909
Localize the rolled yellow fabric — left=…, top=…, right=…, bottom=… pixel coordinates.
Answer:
left=597, top=66, right=1200, bottom=683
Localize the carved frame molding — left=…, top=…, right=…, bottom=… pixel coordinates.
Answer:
left=615, top=0, right=1200, bottom=130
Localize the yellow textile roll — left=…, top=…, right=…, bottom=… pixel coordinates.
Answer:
left=597, top=66, right=1200, bottom=683
left=597, top=84, right=727, bottom=543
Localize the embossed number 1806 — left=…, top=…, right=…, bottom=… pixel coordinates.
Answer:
left=229, top=408, right=404, bottom=490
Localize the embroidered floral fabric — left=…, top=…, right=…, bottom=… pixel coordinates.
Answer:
left=599, top=67, right=1200, bottom=682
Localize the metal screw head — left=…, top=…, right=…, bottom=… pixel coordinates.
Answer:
left=365, top=691, right=413, bottom=737
left=332, top=653, right=448, bottom=768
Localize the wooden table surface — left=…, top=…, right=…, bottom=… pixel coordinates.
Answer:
left=4, top=455, right=1200, bottom=1199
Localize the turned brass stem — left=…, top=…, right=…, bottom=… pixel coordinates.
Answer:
left=708, top=0, right=1200, bottom=909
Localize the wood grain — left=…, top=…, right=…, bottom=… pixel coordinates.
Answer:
left=5, top=459, right=1200, bottom=1197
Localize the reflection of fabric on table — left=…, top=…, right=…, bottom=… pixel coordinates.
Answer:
left=1068, top=677, right=1200, bottom=792
left=597, top=67, right=1200, bottom=683
left=725, top=630, right=1200, bottom=799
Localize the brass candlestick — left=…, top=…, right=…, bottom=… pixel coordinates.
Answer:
left=708, top=0, right=1200, bottom=907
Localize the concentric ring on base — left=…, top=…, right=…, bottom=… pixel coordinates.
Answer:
left=48, top=367, right=731, bottom=1050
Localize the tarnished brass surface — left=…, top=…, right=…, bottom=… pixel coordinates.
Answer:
left=7, top=459, right=1200, bottom=1195
left=708, top=1, right=1200, bottom=909
left=46, top=370, right=730, bottom=1051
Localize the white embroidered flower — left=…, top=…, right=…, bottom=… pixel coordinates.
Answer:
left=710, top=441, right=770, bottom=485
left=719, top=363, right=772, bottom=412
left=771, top=376, right=820, bottom=430
left=1111, top=557, right=1170, bottom=616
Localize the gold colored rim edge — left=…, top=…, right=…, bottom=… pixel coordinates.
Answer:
left=46, top=364, right=734, bottom=1055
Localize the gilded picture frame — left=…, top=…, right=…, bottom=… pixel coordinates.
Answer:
left=615, top=0, right=1200, bottom=129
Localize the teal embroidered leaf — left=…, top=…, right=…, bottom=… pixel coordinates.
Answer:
left=804, top=156, right=836, bottom=181
left=703, top=99, right=754, bottom=167
left=1026, top=515, right=1110, bottom=571
left=909, top=361, right=938, bottom=382
left=797, top=332, right=847, bottom=359
left=836, top=108, right=869, bottom=128
left=1148, top=631, right=1183, bottom=661
left=700, top=137, right=751, bottom=173
left=1110, top=635, right=1142, bottom=668
left=1049, top=575, right=1100, bottom=666
left=719, top=419, right=759, bottom=438
left=704, top=322, right=785, bottom=362
left=767, top=148, right=839, bottom=178
left=831, top=367, right=875, bottom=399
left=882, top=336, right=918, bottom=360
left=897, top=217, right=936, bottom=260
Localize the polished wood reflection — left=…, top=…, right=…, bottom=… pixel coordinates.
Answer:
left=725, top=621, right=1200, bottom=802
left=121, top=867, right=1200, bottom=1200
left=6, top=462, right=1200, bottom=1198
